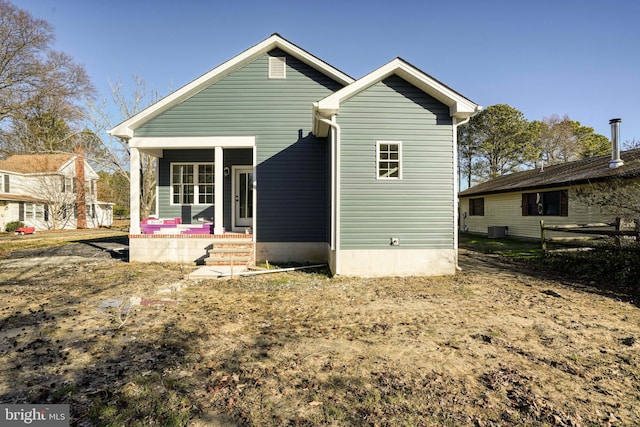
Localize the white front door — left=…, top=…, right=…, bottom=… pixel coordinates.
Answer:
left=233, top=167, right=253, bottom=230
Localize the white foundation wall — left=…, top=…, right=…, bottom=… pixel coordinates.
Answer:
left=129, top=237, right=212, bottom=263
left=256, top=242, right=329, bottom=264
left=338, top=248, right=457, bottom=277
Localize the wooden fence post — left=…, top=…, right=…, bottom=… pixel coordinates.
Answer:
left=615, top=217, right=622, bottom=248
left=540, top=220, right=546, bottom=255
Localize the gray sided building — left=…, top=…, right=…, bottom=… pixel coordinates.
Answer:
left=109, top=34, right=479, bottom=277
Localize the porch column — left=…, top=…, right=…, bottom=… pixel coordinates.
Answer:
left=214, top=146, right=224, bottom=234
left=130, top=146, right=141, bottom=234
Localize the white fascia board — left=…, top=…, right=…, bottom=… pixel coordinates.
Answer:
left=109, top=34, right=354, bottom=139
left=61, top=157, right=99, bottom=180
left=316, top=58, right=479, bottom=119
left=274, top=36, right=354, bottom=86
left=58, top=157, right=76, bottom=173
left=83, top=162, right=100, bottom=180
left=129, top=136, right=256, bottom=149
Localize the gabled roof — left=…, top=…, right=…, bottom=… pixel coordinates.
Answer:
left=0, top=154, right=74, bottom=174
left=459, top=149, right=640, bottom=197
left=313, top=57, right=480, bottom=137
left=109, top=34, right=355, bottom=139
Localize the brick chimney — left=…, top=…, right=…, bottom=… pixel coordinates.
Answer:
left=74, top=145, right=87, bottom=228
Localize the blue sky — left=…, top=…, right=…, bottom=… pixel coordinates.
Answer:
left=17, top=0, right=640, bottom=143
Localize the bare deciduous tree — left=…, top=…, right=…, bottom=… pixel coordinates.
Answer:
left=624, top=138, right=640, bottom=150
left=0, top=0, right=95, bottom=157
left=573, top=177, right=640, bottom=223
left=531, top=115, right=610, bottom=166
left=88, top=75, right=164, bottom=219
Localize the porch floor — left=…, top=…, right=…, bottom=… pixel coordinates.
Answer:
left=128, top=232, right=254, bottom=266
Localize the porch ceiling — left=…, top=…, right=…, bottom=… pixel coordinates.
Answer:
left=129, top=136, right=255, bottom=150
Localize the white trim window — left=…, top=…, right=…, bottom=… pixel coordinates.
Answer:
left=35, top=203, right=45, bottom=220
left=61, top=177, right=73, bottom=193
left=171, top=163, right=214, bottom=205
left=377, top=141, right=402, bottom=179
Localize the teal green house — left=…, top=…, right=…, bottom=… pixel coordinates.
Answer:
left=109, top=34, right=480, bottom=277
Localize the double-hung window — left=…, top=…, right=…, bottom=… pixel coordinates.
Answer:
left=61, top=177, right=73, bottom=193
left=469, top=198, right=485, bottom=216
left=377, top=141, right=402, bottom=179
left=197, top=164, right=214, bottom=204
left=171, top=163, right=214, bottom=205
left=35, top=204, right=44, bottom=220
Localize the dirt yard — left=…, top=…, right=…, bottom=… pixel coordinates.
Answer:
left=0, top=235, right=638, bottom=426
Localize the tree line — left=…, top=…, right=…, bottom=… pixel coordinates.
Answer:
left=0, top=1, right=634, bottom=225
left=457, top=104, right=611, bottom=189
left=0, top=0, right=156, bottom=219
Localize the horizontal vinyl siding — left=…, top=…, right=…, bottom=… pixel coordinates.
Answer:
left=137, top=50, right=344, bottom=242
left=338, top=75, right=454, bottom=250
left=460, top=185, right=611, bottom=240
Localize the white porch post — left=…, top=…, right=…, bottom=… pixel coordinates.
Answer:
left=130, top=146, right=141, bottom=234
left=214, top=146, right=225, bottom=234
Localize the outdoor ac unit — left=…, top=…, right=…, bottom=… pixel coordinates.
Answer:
left=488, top=226, right=507, bottom=239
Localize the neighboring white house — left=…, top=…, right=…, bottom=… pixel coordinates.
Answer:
left=0, top=154, right=113, bottom=231
left=459, top=148, right=640, bottom=240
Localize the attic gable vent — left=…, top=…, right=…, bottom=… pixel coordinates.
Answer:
left=269, top=56, right=286, bottom=79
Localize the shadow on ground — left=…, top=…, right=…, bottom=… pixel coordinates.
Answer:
left=6, top=235, right=130, bottom=262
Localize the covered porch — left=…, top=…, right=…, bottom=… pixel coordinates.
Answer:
left=128, top=137, right=256, bottom=265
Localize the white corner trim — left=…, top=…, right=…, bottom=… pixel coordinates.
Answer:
left=129, top=136, right=256, bottom=149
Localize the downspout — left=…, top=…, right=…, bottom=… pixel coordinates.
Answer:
left=453, top=115, right=472, bottom=271
left=315, top=113, right=341, bottom=275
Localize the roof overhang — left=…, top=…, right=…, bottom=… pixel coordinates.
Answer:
left=313, top=58, right=480, bottom=137
left=109, top=34, right=355, bottom=140
left=0, top=194, right=47, bottom=203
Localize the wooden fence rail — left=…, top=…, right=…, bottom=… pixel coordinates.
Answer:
left=540, top=218, right=640, bottom=254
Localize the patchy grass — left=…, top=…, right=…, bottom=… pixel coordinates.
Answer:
left=0, top=238, right=74, bottom=257
left=461, top=232, right=640, bottom=302
left=0, top=233, right=639, bottom=425
left=535, top=249, right=640, bottom=300
left=459, top=233, right=542, bottom=258
left=0, top=229, right=127, bottom=258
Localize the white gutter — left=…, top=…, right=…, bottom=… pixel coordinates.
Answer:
left=453, top=108, right=481, bottom=271
left=314, top=113, right=341, bottom=275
